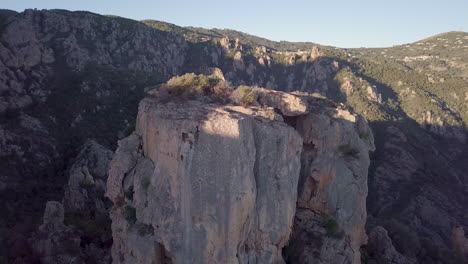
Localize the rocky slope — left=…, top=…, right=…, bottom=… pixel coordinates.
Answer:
left=106, top=86, right=374, bottom=263
left=29, top=140, right=113, bottom=264
left=0, top=8, right=467, bottom=264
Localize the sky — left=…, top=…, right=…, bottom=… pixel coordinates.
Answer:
left=2, top=0, right=467, bottom=48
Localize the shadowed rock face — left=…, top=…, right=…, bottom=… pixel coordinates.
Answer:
left=63, top=140, right=113, bottom=215
left=106, top=89, right=374, bottom=264
left=30, top=141, right=114, bottom=264
left=30, top=201, right=83, bottom=264
left=366, top=226, right=416, bottom=264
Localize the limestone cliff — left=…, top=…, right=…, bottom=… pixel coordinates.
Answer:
left=106, top=87, right=374, bottom=263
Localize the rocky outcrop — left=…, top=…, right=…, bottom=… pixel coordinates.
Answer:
left=31, top=200, right=112, bottom=264
left=107, top=102, right=302, bottom=263
left=63, top=140, right=113, bottom=215
left=282, top=93, right=375, bottom=264
left=106, top=88, right=374, bottom=263
left=452, top=227, right=468, bottom=258
left=31, top=201, right=83, bottom=264
left=30, top=140, right=114, bottom=264
left=366, top=226, right=416, bottom=264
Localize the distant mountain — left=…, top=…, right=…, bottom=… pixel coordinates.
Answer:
left=0, top=9, right=466, bottom=264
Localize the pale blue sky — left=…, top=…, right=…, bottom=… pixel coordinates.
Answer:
left=2, top=0, right=467, bottom=48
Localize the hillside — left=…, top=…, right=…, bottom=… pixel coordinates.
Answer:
left=0, top=9, right=467, bottom=264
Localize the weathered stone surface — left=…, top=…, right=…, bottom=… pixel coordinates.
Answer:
left=107, top=96, right=303, bottom=263
left=30, top=140, right=114, bottom=264
left=283, top=98, right=375, bottom=264
left=107, top=89, right=374, bottom=264
left=254, top=88, right=308, bottom=116
left=63, top=140, right=113, bottom=215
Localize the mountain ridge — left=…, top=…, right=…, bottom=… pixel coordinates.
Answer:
left=3, top=8, right=466, bottom=50
left=0, top=8, right=467, bottom=264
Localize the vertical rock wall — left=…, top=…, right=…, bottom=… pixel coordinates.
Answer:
left=106, top=89, right=374, bottom=264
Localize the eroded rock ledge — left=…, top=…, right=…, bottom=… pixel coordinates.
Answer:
left=106, top=88, right=374, bottom=264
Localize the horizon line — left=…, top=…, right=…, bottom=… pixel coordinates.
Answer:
left=4, top=8, right=467, bottom=49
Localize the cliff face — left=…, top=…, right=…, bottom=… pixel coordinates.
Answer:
left=2, top=9, right=466, bottom=264
left=106, top=88, right=374, bottom=263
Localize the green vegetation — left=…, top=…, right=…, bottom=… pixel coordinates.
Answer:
left=136, top=223, right=154, bottom=236
left=123, top=206, right=137, bottom=225
left=383, top=219, right=420, bottom=256
left=141, top=177, right=151, bottom=190
left=307, top=231, right=324, bottom=249
left=235, top=85, right=256, bottom=105
left=1, top=11, right=465, bottom=264
left=62, top=238, right=81, bottom=256
left=420, top=238, right=466, bottom=264
left=164, top=73, right=222, bottom=96
left=0, top=9, right=17, bottom=35
left=359, top=131, right=370, bottom=140
left=142, top=20, right=214, bottom=42
left=338, top=143, right=360, bottom=158
left=79, top=178, right=94, bottom=189
left=33, top=62, right=164, bottom=149
left=64, top=211, right=111, bottom=240
left=331, top=67, right=395, bottom=122
left=352, top=56, right=466, bottom=126
left=142, top=19, right=324, bottom=51
left=123, top=123, right=135, bottom=137
left=321, top=215, right=343, bottom=238
left=211, top=82, right=232, bottom=98
left=124, top=186, right=134, bottom=201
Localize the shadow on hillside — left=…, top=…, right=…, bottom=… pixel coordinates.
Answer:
left=0, top=11, right=467, bottom=263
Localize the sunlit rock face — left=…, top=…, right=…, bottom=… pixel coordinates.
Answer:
left=107, top=98, right=302, bottom=264
left=106, top=88, right=374, bottom=264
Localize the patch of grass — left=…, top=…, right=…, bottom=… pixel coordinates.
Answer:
left=236, top=85, right=256, bottom=105
left=165, top=73, right=221, bottom=96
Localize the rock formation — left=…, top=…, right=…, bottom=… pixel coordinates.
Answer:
left=451, top=227, right=468, bottom=259
left=31, top=201, right=83, bottom=264
left=106, top=87, right=374, bottom=263
left=366, top=226, right=417, bottom=264
left=30, top=140, right=114, bottom=264
left=63, top=140, right=113, bottom=215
